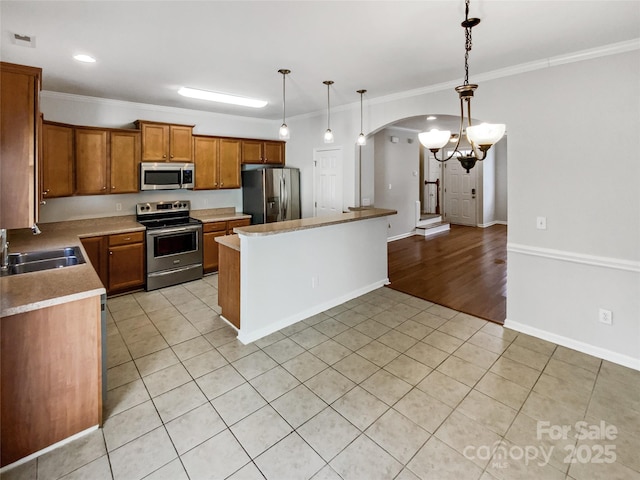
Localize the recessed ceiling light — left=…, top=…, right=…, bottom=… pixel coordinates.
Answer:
left=73, top=54, right=96, bottom=63
left=426, top=115, right=437, bottom=121
left=178, top=87, right=267, bottom=108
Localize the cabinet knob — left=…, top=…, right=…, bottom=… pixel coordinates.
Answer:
left=163, top=154, right=167, bottom=158
left=109, top=251, right=113, bottom=255
left=42, top=189, right=49, bottom=195
left=40, top=200, right=47, bottom=205
left=170, top=154, right=174, bottom=158
left=220, top=182, right=224, bottom=187
left=214, top=182, right=218, bottom=186
left=102, top=186, right=107, bottom=190
left=112, top=186, right=116, bottom=189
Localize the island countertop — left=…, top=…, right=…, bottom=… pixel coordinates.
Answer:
left=232, top=208, right=397, bottom=236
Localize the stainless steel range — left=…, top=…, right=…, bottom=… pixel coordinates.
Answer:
left=136, top=200, right=203, bottom=291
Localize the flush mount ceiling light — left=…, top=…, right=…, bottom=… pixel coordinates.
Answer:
left=356, top=89, right=367, bottom=146
left=278, top=69, right=291, bottom=140
left=323, top=80, right=334, bottom=144
left=178, top=87, right=267, bottom=108
left=418, top=0, right=505, bottom=172
left=73, top=54, right=96, bottom=63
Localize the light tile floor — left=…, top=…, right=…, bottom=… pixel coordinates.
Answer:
left=3, top=276, right=640, bottom=480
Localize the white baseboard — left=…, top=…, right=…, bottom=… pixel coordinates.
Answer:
left=237, top=279, right=389, bottom=344
left=478, top=220, right=508, bottom=228
left=504, top=318, right=640, bottom=371
left=387, top=232, right=415, bottom=242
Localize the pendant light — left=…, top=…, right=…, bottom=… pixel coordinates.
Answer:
left=278, top=69, right=290, bottom=140
left=356, top=89, right=367, bottom=146
left=323, top=80, right=334, bottom=143
left=418, top=0, right=505, bottom=172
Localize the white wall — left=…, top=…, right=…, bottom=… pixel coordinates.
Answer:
left=39, top=92, right=279, bottom=222
left=373, top=128, right=420, bottom=239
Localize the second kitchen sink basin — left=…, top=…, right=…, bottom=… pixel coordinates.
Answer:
left=4, top=246, right=86, bottom=275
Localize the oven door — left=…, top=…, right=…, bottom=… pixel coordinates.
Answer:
left=146, top=224, right=202, bottom=272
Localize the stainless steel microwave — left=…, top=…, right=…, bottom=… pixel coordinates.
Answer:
left=140, top=162, right=195, bottom=190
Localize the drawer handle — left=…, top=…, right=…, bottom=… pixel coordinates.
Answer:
left=124, top=237, right=131, bottom=241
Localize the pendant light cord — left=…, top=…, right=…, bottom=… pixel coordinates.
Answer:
left=327, top=83, right=331, bottom=129
left=282, top=72, right=286, bottom=123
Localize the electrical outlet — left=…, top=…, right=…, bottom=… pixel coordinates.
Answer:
left=116, top=203, right=122, bottom=211
left=536, top=216, right=547, bottom=230
left=598, top=308, right=612, bottom=325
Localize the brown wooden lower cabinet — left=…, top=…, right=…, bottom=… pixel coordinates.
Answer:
left=0, top=296, right=102, bottom=467
left=108, top=232, right=145, bottom=293
left=81, top=231, right=145, bottom=295
left=202, top=218, right=250, bottom=273
left=81, top=235, right=108, bottom=287
left=218, top=242, right=240, bottom=329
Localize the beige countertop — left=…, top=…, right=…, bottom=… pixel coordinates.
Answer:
left=2, top=209, right=247, bottom=317
left=190, top=208, right=251, bottom=224
left=233, top=208, right=397, bottom=237
left=1, top=215, right=145, bottom=317
left=215, top=234, right=240, bottom=251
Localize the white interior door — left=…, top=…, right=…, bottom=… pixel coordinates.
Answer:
left=443, top=153, right=477, bottom=226
left=313, top=147, right=343, bottom=217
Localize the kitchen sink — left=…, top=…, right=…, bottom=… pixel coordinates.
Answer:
left=2, top=246, right=85, bottom=276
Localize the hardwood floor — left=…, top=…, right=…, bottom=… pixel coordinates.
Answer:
left=387, top=224, right=507, bottom=324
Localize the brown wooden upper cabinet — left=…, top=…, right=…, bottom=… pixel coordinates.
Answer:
left=75, top=128, right=108, bottom=195
left=193, top=136, right=241, bottom=190
left=241, top=140, right=285, bottom=165
left=0, top=62, right=41, bottom=229
left=64, top=126, right=141, bottom=196
left=110, top=131, right=141, bottom=194
left=136, top=120, right=193, bottom=162
left=42, top=122, right=75, bottom=199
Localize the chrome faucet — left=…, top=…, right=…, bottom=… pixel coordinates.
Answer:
left=1, top=228, right=8, bottom=271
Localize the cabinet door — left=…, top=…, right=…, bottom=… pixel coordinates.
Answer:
left=81, top=236, right=108, bottom=287
left=193, top=136, right=218, bottom=190
left=111, top=131, right=141, bottom=194
left=170, top=125, right=193, bottom=161
left=141, top=123, right=169, bottom=161
left=42, top=123, right=74, bottom=198
left=219, top=140, right=241, bottom=189
left=108, top=242, right=145, bottom=293
left=219, top=139, right=242, bottom=188
left=241, top=139, right=263, bottom=164
left=203, top=230, right=226, bottom=273
left=75, top=129, right=108, bottom=195
left=264, top=141, right=285, bottom=165
left=0, top=64, right=39, bottom=229
left=227, top=218, right=251, bottom=234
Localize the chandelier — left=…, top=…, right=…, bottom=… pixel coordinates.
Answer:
left=418, top=0, right=505, bottom=172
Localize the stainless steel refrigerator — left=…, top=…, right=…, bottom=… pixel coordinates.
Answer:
left=242, top=167, right=301, bottom=224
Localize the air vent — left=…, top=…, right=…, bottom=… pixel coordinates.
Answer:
left=12, top=33, right=36, bottom=48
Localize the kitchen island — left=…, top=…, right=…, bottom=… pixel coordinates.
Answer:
left=216, top=208, right=396, bottom=344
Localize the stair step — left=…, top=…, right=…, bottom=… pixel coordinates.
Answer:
left=415, top=222, right=450, bottom=237
left=416, top=215, right=443, bottom=228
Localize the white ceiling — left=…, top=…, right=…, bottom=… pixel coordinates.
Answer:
left=2, top=1, right=639, bottom=120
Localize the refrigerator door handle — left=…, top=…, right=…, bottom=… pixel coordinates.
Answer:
left=282, top=174, right=288, bottom=220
